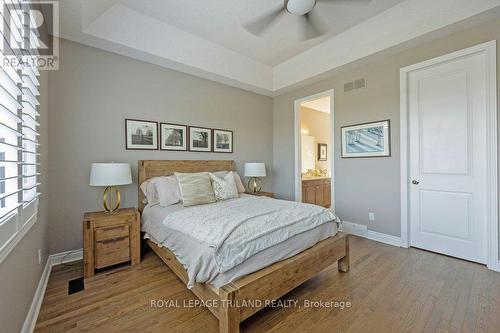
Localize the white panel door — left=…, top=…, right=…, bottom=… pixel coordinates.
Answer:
left=408, top=52, right=487, bottom=263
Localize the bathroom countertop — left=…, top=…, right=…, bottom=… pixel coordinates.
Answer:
left=301, top=176, right=331, bottom=181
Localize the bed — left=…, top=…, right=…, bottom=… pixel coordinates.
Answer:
left=138, top=160, right=349, bottom=333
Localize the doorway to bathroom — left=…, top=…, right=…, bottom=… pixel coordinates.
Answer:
left=294, top=90, right=334, bottom=209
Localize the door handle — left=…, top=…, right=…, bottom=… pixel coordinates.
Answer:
left=412, top=180, right=420, bottom=185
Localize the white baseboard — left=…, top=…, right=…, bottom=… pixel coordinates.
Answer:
left=21, top=255, right=51, bottom=333
left=21, top=248, right=83, bottom=333
left=488, top=261, right=500, bottom=273
left=49, top=249, right=83, bottom=266
left=366, top=230, right=402, bottom=247
left=341, top=221, right=402, bottom=247
left=340, top=221, right=368, bottom=237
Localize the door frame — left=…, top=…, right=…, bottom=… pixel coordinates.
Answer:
left=294, top=89, right=335, bottom=210
left=399, top=41, right=499, bottom=271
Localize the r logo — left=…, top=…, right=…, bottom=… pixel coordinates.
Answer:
left=2, top=1, right=59, bottom=70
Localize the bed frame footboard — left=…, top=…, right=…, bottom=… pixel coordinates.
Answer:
left=147, top=232, right=349, bottom=333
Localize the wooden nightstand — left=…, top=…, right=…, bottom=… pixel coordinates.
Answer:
left=83, top=208, right=140, bottom=278
left=245, top=191, right=274, bottom=198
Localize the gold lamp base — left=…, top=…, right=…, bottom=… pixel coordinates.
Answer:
left=103, top=186, right=121, bottom=213
left=247, top=177, right=263, bottom=193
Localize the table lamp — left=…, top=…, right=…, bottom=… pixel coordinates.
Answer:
left=244, top=162, right=266, bottom=193
left=89, top=163, right=132, bottom=213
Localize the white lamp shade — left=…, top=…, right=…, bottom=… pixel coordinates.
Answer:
left=244, top=163, right=266, bottom=177
left=89, top=163, right=132, bottom=186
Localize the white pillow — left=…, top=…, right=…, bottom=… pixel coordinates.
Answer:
left=140, top=175, right=181, bottom=207
left=233, top=172, right=246, bottom=193
left=212, top=171, right=245, bottom=193
left=151, top=175, right=182, bottom=207
left=140, top=179, right=159, bottom=206
left=209, top=172, right=238, bottom=201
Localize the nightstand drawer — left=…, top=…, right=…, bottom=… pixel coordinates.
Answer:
left=95, top=236, right=130, bottom=268
left=95, top=224, right=129, bottom=241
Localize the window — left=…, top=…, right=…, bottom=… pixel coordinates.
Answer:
left=0, top=150, right=5, bottom=209
left=0, top=1, right=40, bottom=260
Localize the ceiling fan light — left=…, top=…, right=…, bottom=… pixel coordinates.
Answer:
left=286, top=0, right=316, bottom=15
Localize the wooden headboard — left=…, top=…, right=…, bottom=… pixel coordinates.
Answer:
left=138, top=160, right=234, bottom=212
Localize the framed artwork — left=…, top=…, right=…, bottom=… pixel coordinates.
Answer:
left=189, top=126, right=212, bottom=152
left=341, top=120, right=391, bottom=158
left=160, top=123, right=187, bottom=151
left=213, top=129, right=233, bottom=153
left=318, top=143, right=327, bottom=161
left=125, top=119, right=158, bottom=150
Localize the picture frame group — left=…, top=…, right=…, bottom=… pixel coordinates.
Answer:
left=125, top=119, right=233, bottom=153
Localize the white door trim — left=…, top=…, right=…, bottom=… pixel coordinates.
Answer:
left=294, top=89, right=335, bottom=209
left=400, top=41, right=499, bottom=271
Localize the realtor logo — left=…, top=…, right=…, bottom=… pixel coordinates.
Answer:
left=2, top=1, right=59, bottom=70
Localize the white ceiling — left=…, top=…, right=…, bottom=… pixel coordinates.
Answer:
left=117, top=0, right=405, bottom=66
left=302, top=96, right=331, bottom=113
left=56, top=0, right=500, bottom=96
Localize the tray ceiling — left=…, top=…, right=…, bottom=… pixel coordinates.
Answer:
left=55, top=0, right=500, bottom=95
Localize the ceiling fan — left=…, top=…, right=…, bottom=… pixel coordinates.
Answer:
left=244, top=0, right=372, bottom=41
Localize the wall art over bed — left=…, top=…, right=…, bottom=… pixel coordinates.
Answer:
left=125, top=119, right=158, bottom=150
left=160, top=123, right=187, bottom=151
left=213, top=129, right=233, bottom=153
left=341, top=120, right=391, bottom=158
left=125, top=119, right=234, bottom=153
left=189, top=126, right=212, bottom=152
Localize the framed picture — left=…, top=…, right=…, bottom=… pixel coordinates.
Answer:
left=125, top=119, right=158, bottom=150
left=213, top=129, right=233, bottom=153
left=318, top=143, right=327, bottom=161
left=189, top=126, right=212, bottom=152
left=341, top=120, right=391, bottom=158
left=160, top=123, right=187, bottom=151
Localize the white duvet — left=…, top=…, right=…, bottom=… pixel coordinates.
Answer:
left=149, top=195, right=337, bottom=273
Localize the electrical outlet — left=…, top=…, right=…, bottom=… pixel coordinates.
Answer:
left=38, top=249, right=42, bottom=265
left=369, top=212, right=375, bottom=222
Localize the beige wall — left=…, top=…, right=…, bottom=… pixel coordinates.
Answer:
left=273, top=18, right=500, bottom=238
left=300, top=107, right=331, bottom=172
left=0, top=71, right=49, bottom=332
left=48, top=39, right=273, bottom=254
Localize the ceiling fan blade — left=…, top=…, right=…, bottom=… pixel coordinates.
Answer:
left=244, top=7, right=286, bottom=36
left=317, top=0, right=372, bottom=6
left=298, top=9, right=327, bottom=41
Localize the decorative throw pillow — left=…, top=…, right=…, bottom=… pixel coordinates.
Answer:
left=140, top=179, right=159, bottom=206
left=175, top=172, right=216, bottom=207
left=212, top=170, right=229, bottom=178
left=209, top=172, right=239, bottom=201
left=151, top=175, right=182, bottom=207
left=212, top=171, right=246, bottom=193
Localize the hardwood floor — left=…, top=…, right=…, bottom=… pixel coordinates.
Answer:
left=35, top=236, right=500, bottom=332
